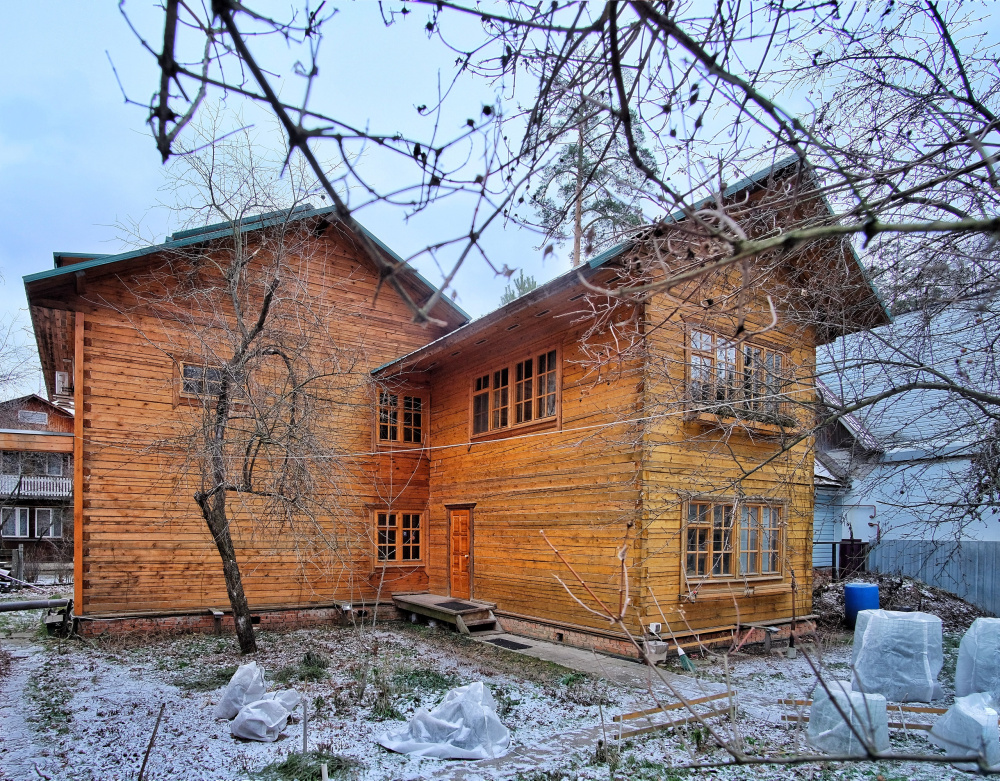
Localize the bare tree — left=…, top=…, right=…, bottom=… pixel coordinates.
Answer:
left=112, top=123, right=377, bottom=653
left=117, top=2, right=998, bottom=311
left=0, top=310, right=35, bottom=398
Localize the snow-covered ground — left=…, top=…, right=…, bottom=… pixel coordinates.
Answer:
left=0, top=592, right=982, bottom=781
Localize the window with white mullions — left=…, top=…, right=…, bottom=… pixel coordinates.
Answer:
left=1, top=507, right=29, bottom=538
left=37, top=508, right=62, bottom=539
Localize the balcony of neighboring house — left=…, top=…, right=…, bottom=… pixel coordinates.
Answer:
left=685, top=330, right=799, bottom=433
left=0, top=473, right=73, bottom=500
left=0, top=452, right=73, bottom=500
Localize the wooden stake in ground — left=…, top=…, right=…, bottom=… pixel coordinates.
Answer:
left=137, top=702, right=165, bottom=781
left=302, top=698, right=308, bottom=754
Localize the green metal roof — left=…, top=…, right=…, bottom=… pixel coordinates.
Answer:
left=25, top=205, right=470, bottom=322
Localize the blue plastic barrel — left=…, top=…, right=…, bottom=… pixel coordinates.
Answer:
left=844, top=582, right=880, bottom=628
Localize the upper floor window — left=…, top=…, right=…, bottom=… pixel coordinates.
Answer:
left=0, top=452, right=64, bottom=477
left=688, top=330, right=791, bottom=425
left=685, top=501, right=782, bottom=579
left=17, top=410, right=48, bottom=425
left=181, top=363, right=224, bottom=398
left=472, top=348, right=558, bottom=435
left=378, top=392, right=424, bottom=443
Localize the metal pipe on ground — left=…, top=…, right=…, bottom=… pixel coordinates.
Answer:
left=0, top=599, right=71, bottom=613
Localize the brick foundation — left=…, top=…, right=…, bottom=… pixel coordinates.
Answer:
left=497, top=614, right=643, bottom=658
left=75, top=603, right=403, bottom=640
left=74, top=601, right=816, bottom=660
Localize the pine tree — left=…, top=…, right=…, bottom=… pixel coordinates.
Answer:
left=500, top=269, right=538, bottom=305
left=528, top=87, right=655, bottom=267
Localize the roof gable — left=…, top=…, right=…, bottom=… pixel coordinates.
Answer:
left=25, top=205, right=469, bottom=325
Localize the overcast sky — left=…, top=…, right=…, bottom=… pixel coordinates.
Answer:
left=0, top=3, right=562, bottom=395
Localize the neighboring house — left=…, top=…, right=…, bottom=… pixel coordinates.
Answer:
left=815, top=297, right=1000, bottom=613
left=0, top=394, right=75, bottom=571
left=24, top=160, right=887, bottom=652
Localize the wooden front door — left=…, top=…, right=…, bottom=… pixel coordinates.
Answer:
left=449, top=508, right=471, bottom=599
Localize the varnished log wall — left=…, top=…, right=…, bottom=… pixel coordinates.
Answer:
left=59, top=228, right=454, bottom=616
left=638, top=269, right=816, bottom=634
left=410, top=295, right=647, bottom=635
left=408, top=262, right=816, bottom=637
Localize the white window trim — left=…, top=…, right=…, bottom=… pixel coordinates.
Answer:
left=1, top=507, right=30, bottom=538
left=37, top=508, right=62, bottom=539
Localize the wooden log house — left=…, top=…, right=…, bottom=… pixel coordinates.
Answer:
left=24, top=159, right=889, bottom=652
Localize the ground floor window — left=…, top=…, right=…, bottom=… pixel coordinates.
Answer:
left=1, top=507, right=29, bottom=538
left=376, top=511, right=422, bottom=563
left=37, top=508, right=63, bottom=539
left=685, top=501, right=782, bottom=578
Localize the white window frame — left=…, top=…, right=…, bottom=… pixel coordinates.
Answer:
left=37, top=508, right=62, bottom=539
left=1, top=507, right=30, bottom=538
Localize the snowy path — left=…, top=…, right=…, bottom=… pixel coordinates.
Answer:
left=0, top=640, right=64, bottom=781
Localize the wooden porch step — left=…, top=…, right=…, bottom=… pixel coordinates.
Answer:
left=392, top=592, right=500, bottom=635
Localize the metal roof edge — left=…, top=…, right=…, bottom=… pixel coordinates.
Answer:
left=371, top=261, right=603, bottom=375
left=25, top=205, right=468, bottom=323
left=587, top=242, right=631, bottom=269
left=815, top=378, right=883, bottom=452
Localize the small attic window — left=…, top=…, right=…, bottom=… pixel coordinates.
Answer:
left=535, top=309, right=551, bottom=317
left=569, top=293, right=586, bottom=301
left=17, top=410, right=48, bottom=425
left=506, top=324, right=520, bottom=331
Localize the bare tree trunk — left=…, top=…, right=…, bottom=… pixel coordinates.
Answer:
left=573, top=122, right=584, bottom=268
left=201, top=495, right=257, bottom=654
left=195, top=377, right=259, bottom=654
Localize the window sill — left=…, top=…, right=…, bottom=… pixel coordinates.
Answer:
left=682, top=577, right=788, bottom=602
left=375, top=439, right=426, bottom=451
left=470, top=417, right=557, bottom=442
left=373, top=561, right=426, bottom=569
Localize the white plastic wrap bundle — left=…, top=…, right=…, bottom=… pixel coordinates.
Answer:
left=807, top=680, right=890, bottom=757
left=214, top=661, right=267, bottom=720
left=213, top=663, right=302, bottom=742
left=956, top=618, right=1000, bottom=700
left=929, top=692, right=1000, bottom=771
left=852, top=609, right=943, bottom=702
left=378, top=681, right=511, bottom=760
